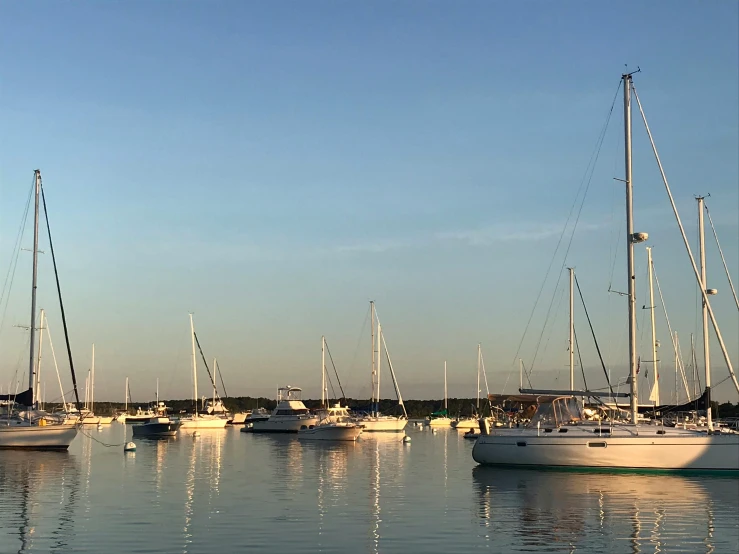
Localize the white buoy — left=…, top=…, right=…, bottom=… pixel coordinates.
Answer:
left=97, top=424, right=103, bottom=431
left=124, top=441, right=136, bottom=452
left=402, top=435, right=411, bottom=443
left=431, top=428, right=437, bottom=434
left=192, top=431, right=200, bottom=438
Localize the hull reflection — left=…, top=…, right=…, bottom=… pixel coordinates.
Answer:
left=472, top=467, right=738, bottom=552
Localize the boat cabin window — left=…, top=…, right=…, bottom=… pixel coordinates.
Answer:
left=527, top=396, right=583, bottom=429
left=275, top=409, right=309, bottom=416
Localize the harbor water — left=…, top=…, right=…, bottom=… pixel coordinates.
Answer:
left=0, top=424, right=737, bottom=553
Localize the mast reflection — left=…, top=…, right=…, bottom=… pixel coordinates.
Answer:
left=0, top=452, right=80, bottom=554
left=472, top=468, right=734, bottom=552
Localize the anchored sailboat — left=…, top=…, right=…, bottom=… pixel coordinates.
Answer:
left=179, top=314, right=228, bottom=429
left=354, top=302, right=408, bottom=432
left=0, top=170, right=81, bottom=449
left=472, top=72, right=739, bottom=471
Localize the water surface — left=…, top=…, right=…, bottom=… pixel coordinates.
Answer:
left=0, top=424, right=736, bottom=553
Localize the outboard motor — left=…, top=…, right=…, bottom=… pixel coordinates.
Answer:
left=478, top=418, right=490, bottom=435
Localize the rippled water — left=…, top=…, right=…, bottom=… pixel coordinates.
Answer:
left=0, top=424, right=737, bottom=553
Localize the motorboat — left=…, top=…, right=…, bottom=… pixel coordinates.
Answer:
left=131, top=416, right=181, bottom=438
left=251, top=386, right=317, bottom=433
left=299, top=403, right=363, bottom=442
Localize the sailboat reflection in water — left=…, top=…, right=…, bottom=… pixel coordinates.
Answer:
left=0, top=452, right=81, bottom=551
left=472, top=467, right=738, bottom=552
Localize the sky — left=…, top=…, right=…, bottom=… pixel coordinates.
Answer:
left=0, top=1, right=737, bottom=405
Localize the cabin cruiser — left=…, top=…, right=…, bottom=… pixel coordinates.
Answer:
left=298, top=403, right=363, bottom=441
left=239, top=408, right=271, bottom=432
left=251, top=386, right=317, bottom=433
left=131, top=416, right=181, bottom=438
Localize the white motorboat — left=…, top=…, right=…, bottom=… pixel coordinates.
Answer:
left=353, top=302, right=408, bottom=433
left=0, top=170, right=80, bottom=450
left=299, top=405, right=363, bottom=441
left=251, top=386, right=317, bottom=433
left=472, top=72, right=739, bottom=471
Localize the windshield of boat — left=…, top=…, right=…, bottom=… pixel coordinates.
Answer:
left=527, top=396, right=584, bottom=428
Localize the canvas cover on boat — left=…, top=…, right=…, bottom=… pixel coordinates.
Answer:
left=0, top=387, right=33, bottom=406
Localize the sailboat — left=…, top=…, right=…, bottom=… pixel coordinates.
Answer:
left=453, top=345, right=486, bottom=431
left=298, top=336, right=363, bottom=441
left=472, top=72, right=739, bottom=471
left=427, top=361, right=452, bottom=427
left=179, top=314, right=228, bottom=429
left=353, top=301, right=408, bottom=432
left=0, top=170, right=81, bottom=449
left=79, top=345, right=114, bottom=424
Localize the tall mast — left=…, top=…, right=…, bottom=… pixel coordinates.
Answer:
left=28, top=170, right=42, bottom=405
left=697, top=196, right=713, bottom=430
left=376, top=321, right=382, bottom=415
left=189, top=313, right=198, bottom=419
left=370, top=301, right=376, bottom=415
left=444, top=360, right=447, bottom=413
left=36, top=309, right=46, bottom=404
left=568, top=267, right=575, bottom=390
left=91, top=343, right=95, bottom=414
left=623, top=72, right=640, bottom=424
left=476, top=344, right=481, bottom=412
left=213, top=358, right=217, bottom=406
left=647, top=247, right=660, bottom=405
left=321, top=335, right=326, bottom=409
left=125, top=376, right=128, bottom=412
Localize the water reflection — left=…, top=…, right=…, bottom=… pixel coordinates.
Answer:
left=181, top=429, right=226, bottom=554
left=0, top=452, right=81, bottom=553
left=472, top=467, right=738, bottom=553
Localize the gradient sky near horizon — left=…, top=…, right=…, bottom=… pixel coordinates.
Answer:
left=1, top=1, right=737, bottom=405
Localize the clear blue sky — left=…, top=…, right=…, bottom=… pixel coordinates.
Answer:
left=1, top=1, right=737, bottom=404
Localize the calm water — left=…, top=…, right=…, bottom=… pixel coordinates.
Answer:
left=0, top=423, right=737, bottom=553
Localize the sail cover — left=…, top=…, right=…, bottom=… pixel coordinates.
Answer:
left=0, top=387, right=33, bottom=406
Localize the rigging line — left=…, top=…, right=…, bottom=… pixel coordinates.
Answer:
left=215, top=359, right=229, bottom=398
left=348, top=303, right=371, bottom=381
left=193, top=332, right=220, bottom=400
left=0, top=180, right=34, bottom=336
left=573, top=327, right=589, bottom=392
left=575, top=274, right=615, bottom=397
left=705, top=202, right=739, bottom=311
left=323, top=338, right=347, bottom=401
left=538, top=278, right=568, bottom=375
left=40, top=183, right=82, bottom=413
left=527, top=82, right=622, bottom=374
left=632, top=84, right=739, bottom=394
left=653, top=262, right=691, bottom=400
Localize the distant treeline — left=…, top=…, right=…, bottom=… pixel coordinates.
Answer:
left=45, top=397, right=486, bottom=419
left=42, top=398, right=739, bottom=419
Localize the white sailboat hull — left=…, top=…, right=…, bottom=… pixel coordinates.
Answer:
left=357, top=416, right=407, bottom=433
left=298, top=423, right=362, bottom=441
left=472, top=427, right=739, bottom=471
left=179, top=416, right=228, bottom=429
left=452, top=418, right=481, bottom=430
left=0, top=423, right=78, bottom=449
left=427, top=417, right=452, bottom=427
